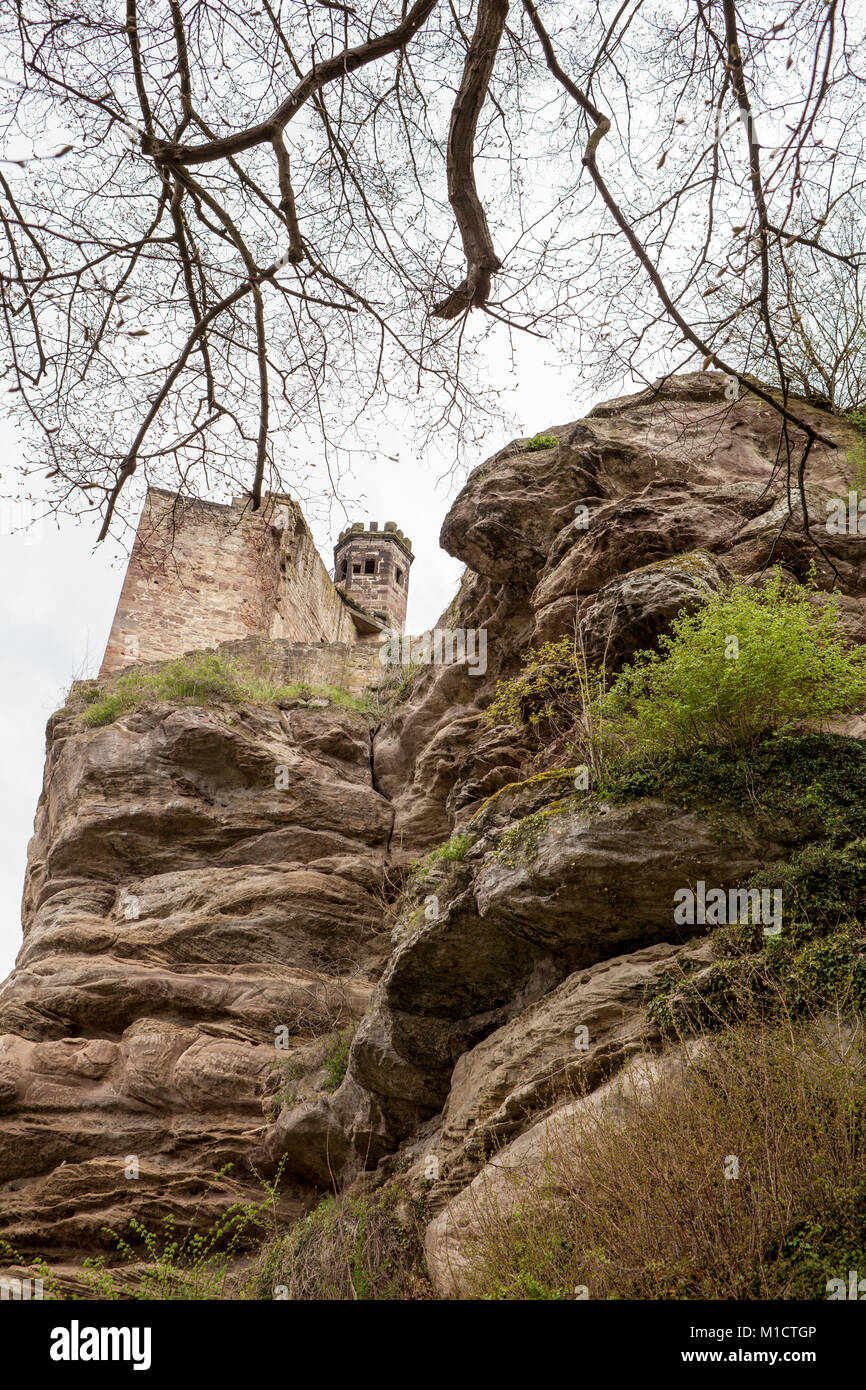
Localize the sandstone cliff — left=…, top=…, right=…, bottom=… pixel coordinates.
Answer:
left=1, top=372, right=864, bottom=1295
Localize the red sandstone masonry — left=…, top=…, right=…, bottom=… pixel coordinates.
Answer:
left=100, top=489, right=393, bottom=677
left=334, top=522, right=414, bottom=633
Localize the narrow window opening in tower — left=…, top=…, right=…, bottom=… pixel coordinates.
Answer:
left=396, top=567, right=403, bottom=585
left=364, top=558, right=376, bottom=575
left=352, top=563, right=361, bottom=575
left=338, top=561, right=347, bottom=581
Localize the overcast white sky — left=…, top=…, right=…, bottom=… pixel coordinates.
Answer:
left=0, top=330, right=611, bottom=975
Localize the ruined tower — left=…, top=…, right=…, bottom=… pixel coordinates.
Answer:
left=334, top=522, right=414, bottom=633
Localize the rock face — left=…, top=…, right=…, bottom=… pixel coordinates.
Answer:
left=382, top=373, right=860, bottom=860
left=0, top=700, right=391, bottom=1271
left=1, top=372, right=865, bottom=1287
left=280, top=786, right=782, bottom=1188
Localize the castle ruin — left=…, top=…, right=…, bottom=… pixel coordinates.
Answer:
left=99, top=487, right=413, bottom=686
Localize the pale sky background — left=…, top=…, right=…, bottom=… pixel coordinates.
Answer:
left=0, top=331, right=614, bottom=975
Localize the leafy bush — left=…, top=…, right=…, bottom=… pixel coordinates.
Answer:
left=78, top=1206, right=263, bottom=1300
left=484, top=577, right=866, bottom=767
left=524, top=432, right=559, bottom=451
left=12, top=1166, right=281, bottom=1300
left=602, top=572, right=866, bottom=755
left=485, top=638, right=584, bottom=737
left=484, top=635, right=616, bottom=778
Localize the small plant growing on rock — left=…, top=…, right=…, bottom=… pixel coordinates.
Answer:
left=495, top=798, right=576, bottom=866
left=409, top=830, right=473, bottom=882
left=524, top=432, right=559, bottom=451
left=71, top=1165, right=273, bottom=1299
left=363, top=660, right=423, bottom=717
left=323, top=1024, right=356, bottom=1092
left=485, top=637, right=582, bottom=737
left=266, top=1058, right=303, bottom=1117
left=484, top=635, right=614, bottom=779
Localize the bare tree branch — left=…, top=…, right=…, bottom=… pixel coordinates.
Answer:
left=433, top=0, right=507, bottom=318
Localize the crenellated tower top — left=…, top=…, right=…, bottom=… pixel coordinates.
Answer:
left=333, top=521, right=414, bottom=633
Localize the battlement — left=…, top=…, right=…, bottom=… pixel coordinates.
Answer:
left=335, top=520, right=413, bottom=557
left=100, top=488, right=411, bottom=677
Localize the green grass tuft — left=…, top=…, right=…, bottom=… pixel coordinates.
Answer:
left=66, top=651, right=368, bottom=727
left=322, top=1024, right=356, bottom=1093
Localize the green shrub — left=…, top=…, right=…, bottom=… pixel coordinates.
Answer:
left=768, top=1187, right=866, bottom=1299
left=485, top=638, right=585, bottom=738
left=483, top=635, right=617, bottom=779
left=602, top=571, right=866, bottom=755
left=524, top=432, right=559, bottom=451
left=484, top=576, right=866, bottom=766
left=20, top=1169, right=277, bottom=1300
left=79, top=1206, right=262, bottom=1300
left=7, top=1162, right=299, bottom=1301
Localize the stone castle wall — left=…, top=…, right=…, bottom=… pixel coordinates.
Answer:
left=100, top=489, right=366, bottom=677
left=214, top=635, right=385, bottom=698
